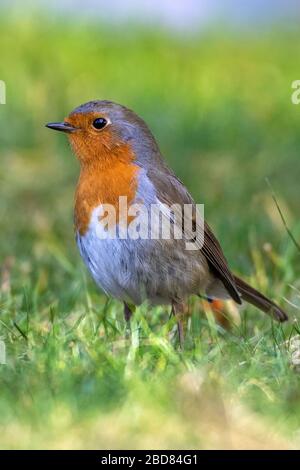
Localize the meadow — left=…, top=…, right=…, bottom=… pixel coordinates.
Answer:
left=0, top=12, right=300, bottom=448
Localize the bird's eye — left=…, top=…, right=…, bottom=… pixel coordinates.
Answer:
left=92, top=117, right=108, bottom=130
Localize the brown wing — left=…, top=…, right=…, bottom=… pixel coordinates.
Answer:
left=147, top=168, right=242, bottom=304
left=202, top=220, right=241, bottom=303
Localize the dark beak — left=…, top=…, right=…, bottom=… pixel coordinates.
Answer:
left=45, top=122, right=78, bottom=133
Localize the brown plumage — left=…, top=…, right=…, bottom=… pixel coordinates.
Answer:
left=233, top=275, right=287, bottom=322
left=46, top=100, right=288, bottom=347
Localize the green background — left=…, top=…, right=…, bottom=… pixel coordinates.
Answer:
left=0, top=10, right=299, bottom=448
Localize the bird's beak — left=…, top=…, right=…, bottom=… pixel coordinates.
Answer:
left=45, top=121, right=78, bottom=133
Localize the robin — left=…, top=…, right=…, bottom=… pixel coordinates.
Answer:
left=46, top=100, right=288, bottom=345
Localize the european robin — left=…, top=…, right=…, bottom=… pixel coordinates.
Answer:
left=46, top=100, right=288, bottom=345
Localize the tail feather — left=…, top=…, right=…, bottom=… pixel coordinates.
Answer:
left=233, top=275, right=288, bottom=322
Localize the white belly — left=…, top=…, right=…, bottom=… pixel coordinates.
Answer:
left=75, top=171, right=211, bottom=305
left=76, top=208, right=141, bottom=304
left=76, top=206, right=210, bottom=306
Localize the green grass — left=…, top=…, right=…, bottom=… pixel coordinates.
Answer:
left=0, top=12, right=300, bottom=448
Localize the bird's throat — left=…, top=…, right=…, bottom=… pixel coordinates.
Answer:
left=74, top=145, right=139, bottom=236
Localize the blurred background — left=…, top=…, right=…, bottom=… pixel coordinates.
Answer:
left=1, top=0, right=300, bottom=270
left=0, top=0, right=300, bottom=449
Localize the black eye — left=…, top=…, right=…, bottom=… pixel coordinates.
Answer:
left=92, top=117, right=108, bottom=130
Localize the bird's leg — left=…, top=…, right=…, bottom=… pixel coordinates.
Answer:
left=171, top=301, right=185, bottom=349
left=123, top=303, right=132, bottom=340
left=124, top=302, right=132, bottom=323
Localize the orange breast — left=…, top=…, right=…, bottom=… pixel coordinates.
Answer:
left=74, top=144, right=140, bottom=235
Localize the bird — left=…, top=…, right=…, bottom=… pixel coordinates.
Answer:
left=46, top=100, right=288, bottom=346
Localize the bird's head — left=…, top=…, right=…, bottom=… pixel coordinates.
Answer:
left=46, top=100, right=161, bottom=168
